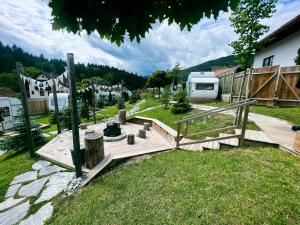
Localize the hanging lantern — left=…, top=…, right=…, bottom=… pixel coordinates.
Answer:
left=34, top=81, right=39, bottom=91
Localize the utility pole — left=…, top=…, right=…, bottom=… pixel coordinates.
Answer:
left=67, top=53, right=82, bottom=178
left=51, top=73, right=61, bottom=134
left=16, top=62, right=34, bottom=157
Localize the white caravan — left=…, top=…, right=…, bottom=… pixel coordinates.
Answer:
left=0, top=97, right=22, bottom=131
left=48, top=93, right=69, bottom=111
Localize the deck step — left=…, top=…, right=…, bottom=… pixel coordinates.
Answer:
left=218, top=133, right=239, bottom=147
left=81, top=154, right=114, bottom=187
left=201, top=137, right=220, bottom=150
left=234, top=129, right=277, bottom=145
left=179, top=138, right=203, bottom=151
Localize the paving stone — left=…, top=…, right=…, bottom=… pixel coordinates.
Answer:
left=10, top=171, right=37, bottom=185
left=19, top=202, right=53, bottom=225
left=0, top=201, right=29, bottom=225
left=0, top=197, right=26, bottom=212
left=49, top=130, right=58, bottom=135
left=32, top=160, right=51, bottom=171
left=39, top=165, right=67, bottom=176
left=0, top=150, right=5, bottom=156
left=5, top=183, right=22, bottom=198
left=18, top=177, right=49, bottom=197
left=35, top=172, right=75, bottom=204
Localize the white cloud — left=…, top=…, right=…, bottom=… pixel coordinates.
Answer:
left=0, top=0, right=299, bottom=75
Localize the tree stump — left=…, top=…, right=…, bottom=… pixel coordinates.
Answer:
left=144, top=122, right=151, bottom=131
left=119, top=109, right=126, bottom=125
left=127, top=134, right=135, bottom=145
left=293, top=131, right=300, bottom=152
left=80, top=123, right=88, bottom=130
left=84, top=132, right=104, bottom=169
left=137, top=129, right=146, bottom=138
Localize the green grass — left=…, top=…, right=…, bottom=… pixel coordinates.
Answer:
left=0, top=151, right=36, bottom=201
left=48, top=147, right=300, bottom=225
left=35, top=114, right=57, bottom=132
left=139, top=98, right=161, bottom=111
left=199, top=101, right=300, bottom=125
left=136, top=107, right=260, bottom=139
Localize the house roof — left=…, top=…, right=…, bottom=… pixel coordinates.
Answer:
left=257, top=14, right=300, bottom=51
left=0, top=88, right=17, bottom=97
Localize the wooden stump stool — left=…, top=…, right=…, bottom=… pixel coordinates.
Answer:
left=127, top=134, right=135, bottom=145
left=144, top=122, right=151, bottom=131
left=80, top=123, right=88, bottom=130
left=293, top=131, right=300, bottom=152
left=137, top=129, right=146, bottom=138
left=119, top=109, right=126, bottom=125
left=84, top=132, right=104, bottom=169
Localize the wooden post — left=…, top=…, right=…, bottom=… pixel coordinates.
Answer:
left=245, top=68, right=252, bottom=99
left=84, top=132, right=104, bottom=169
left=92, top=81, right=96, bottom=124
left=230, top=69, right=236, bottom=102
left=51, top=74, right=61, bottom=134
left=16, top=62, right=34, bottom=157
left=239, top=104, right=249, bottom=146
left=176, top=123, right=181, bottom=149
left=67, top=53, right=82, bottom=178
left=184, top=121, right=188, bottom=136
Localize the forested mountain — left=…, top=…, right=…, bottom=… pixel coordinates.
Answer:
left=180, top=55, right=238, bottom=80
left=0, top=41, right=146, bottom=91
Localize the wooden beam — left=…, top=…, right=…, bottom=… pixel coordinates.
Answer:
left=67, top=53, right=83, bottom=178
left=179, top=134, right=241, bottom=146
left=176, top=123, right=181, bottom=149
left=250, top=72, right=277, bottom=98
left=186, top=125, right=237, bottom=138
left=239, top=104, right=249, bottom=146
left=51, top=74, right=61, bottom=134
left=16, top=62, right=34, bottom=157
left=280, top=74, right=300, bottom=100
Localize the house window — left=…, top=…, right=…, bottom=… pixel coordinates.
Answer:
left=262, top=55, right=274, bottom=67
left=195, top=83, right=214, bottom=90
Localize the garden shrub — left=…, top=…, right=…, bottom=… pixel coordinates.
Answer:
left=171, top=90, right=191, bottom=114
left=97, top=97, right=105, bottom=108
left=161, top=87, right=171, bottom=109
left=61, top=107, right=81, bottom=130
left=129, top=91, right=140, bottom=104
left=80, top=103, right=89, bottom=120
left=117, top=96, right=125, bottom=109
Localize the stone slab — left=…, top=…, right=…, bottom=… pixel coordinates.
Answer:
left=18, top=177, right=49, bottom=197
left=35, top=172, right=75, bottom=204
left=0, top=197, right=26, bottom=212
left=0, top=201, right=29, bottom=225
left=32, top=160, right=51, bottom=171
left=39, top=165, right=67, bottom=176
left=5, top=183, right=22, bottom=198
left=19, top=202, right=53, bottom=225
left=10, top=171, right=37, bottom=185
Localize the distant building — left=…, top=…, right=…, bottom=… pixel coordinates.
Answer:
left=211, top=66, right=232, bottom=76
left=253, top=14, right=300, bottom=68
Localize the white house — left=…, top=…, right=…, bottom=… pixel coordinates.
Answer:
left=253, top=14, right=300, bottom=68
left=186, top=72, right=219, bottom=101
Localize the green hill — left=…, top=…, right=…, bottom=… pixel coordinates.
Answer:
left=180, top=55, right=237, bottom=80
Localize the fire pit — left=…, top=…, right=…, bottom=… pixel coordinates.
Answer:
left=103, top=122, right=127, bottom=142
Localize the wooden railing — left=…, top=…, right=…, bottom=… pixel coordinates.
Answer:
left=175, top=99, right=257, bottom=149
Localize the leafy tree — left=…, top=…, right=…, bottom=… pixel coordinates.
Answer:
left=161, top=87, right=172, bottom=109
left=49, top=0, right=239, bottom=44
left=146, top=71, right=172, bottom=98
left=168, top=63, right=182, bottom=90
left=117, top=96, right=125, bottom=109
left=295, top=48, right=300, bottom=65
left=140, top=92, right=152, bottom=109
left=230, top=0, right=277, bottom=100
left=61, top=107, right=81, bottom=130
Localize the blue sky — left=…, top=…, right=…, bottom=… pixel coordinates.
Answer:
left=0, top=0, right=299, bottom=76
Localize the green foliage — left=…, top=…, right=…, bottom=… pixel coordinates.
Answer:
left=50, top=112, right=61, bottom=125
left=140, top=92, right=152, bottom=108
left=168, top=63, right=181, bottom=88
left=171, top=90, right=191, bottom=114
left=80, top=103, right=89, bottom=120
left=146, top=70, right=172, bottom=98
left=295, top=48, right=300, bottom=65
left=48, top=0, right=238, bottom=44
left=61, top=107, right=80, bottom=130
left=230, top=0, right=277, bottom=70
left=96, top=96, right=105, bottom=108
left=129, top=91, right=141, bottom=104
left=0, top=111, right=45, bottom=151
left=161, top=87, right=172, bottom=109
left=117, top=96, right=125, bottom=110
left=0, top=72, right=18, bottom=92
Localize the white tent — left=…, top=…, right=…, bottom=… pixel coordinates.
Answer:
left=186, top=72, right=219, bottom=100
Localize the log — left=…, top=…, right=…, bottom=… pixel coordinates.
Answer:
left=293, top=131, right=300, bottom=152
left=144, top=122, right=151, bottom=131
left=80, top=123, right=88, bottom=130
left=84, top=132, right=104, bottom=169
left=127, top=134, right=135, bottom=145
left=137, top=129, right=146, bottom=138
left=119, top=109, right=126, bottom=125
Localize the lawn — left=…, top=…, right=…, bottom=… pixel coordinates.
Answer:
left=0, top=150, right=36, bottom=201
left=136, top=107, right=259, bottom=139
left=200, top=101, right=300, bottom=125
left=48, top=147, right=300, bottom=225
left=139, top=98, right=161, bottom=111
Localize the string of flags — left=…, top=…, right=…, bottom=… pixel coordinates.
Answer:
left=19, top=71, right=68, bottom=93
left=83, top=84, right=128, bottom=93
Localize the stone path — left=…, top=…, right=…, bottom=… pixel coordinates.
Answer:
left=0, top=160, right=77, bottom=225
left=193, top=104, right=296, bottom=150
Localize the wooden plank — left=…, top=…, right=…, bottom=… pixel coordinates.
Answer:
left=202, top=137, right=220, bottom=150
left=250, top=72, right=277, bottom=98
left=218, top=133, right=239, bottom=147
left=179, top=134, right=241, bottom=146
left=280, top=74, right=300, bottom=100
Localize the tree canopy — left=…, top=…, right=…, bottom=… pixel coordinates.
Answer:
left=49, top=0, right=239, bottom=44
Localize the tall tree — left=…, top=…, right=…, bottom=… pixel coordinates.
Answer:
left=146, top=70, right=172, bottom=98
left=230, top=0, right=277, bottom=100
left=168, top=63, right=182, bottom=91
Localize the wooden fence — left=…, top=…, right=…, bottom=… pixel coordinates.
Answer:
left=27, top=98, right=49, bottom=115
left=219, top=65, right=300, bottom=106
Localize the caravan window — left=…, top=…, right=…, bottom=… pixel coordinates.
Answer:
left=0, top=107, right=10, bottom=117
left=195, top=83, right=214, bottom=90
